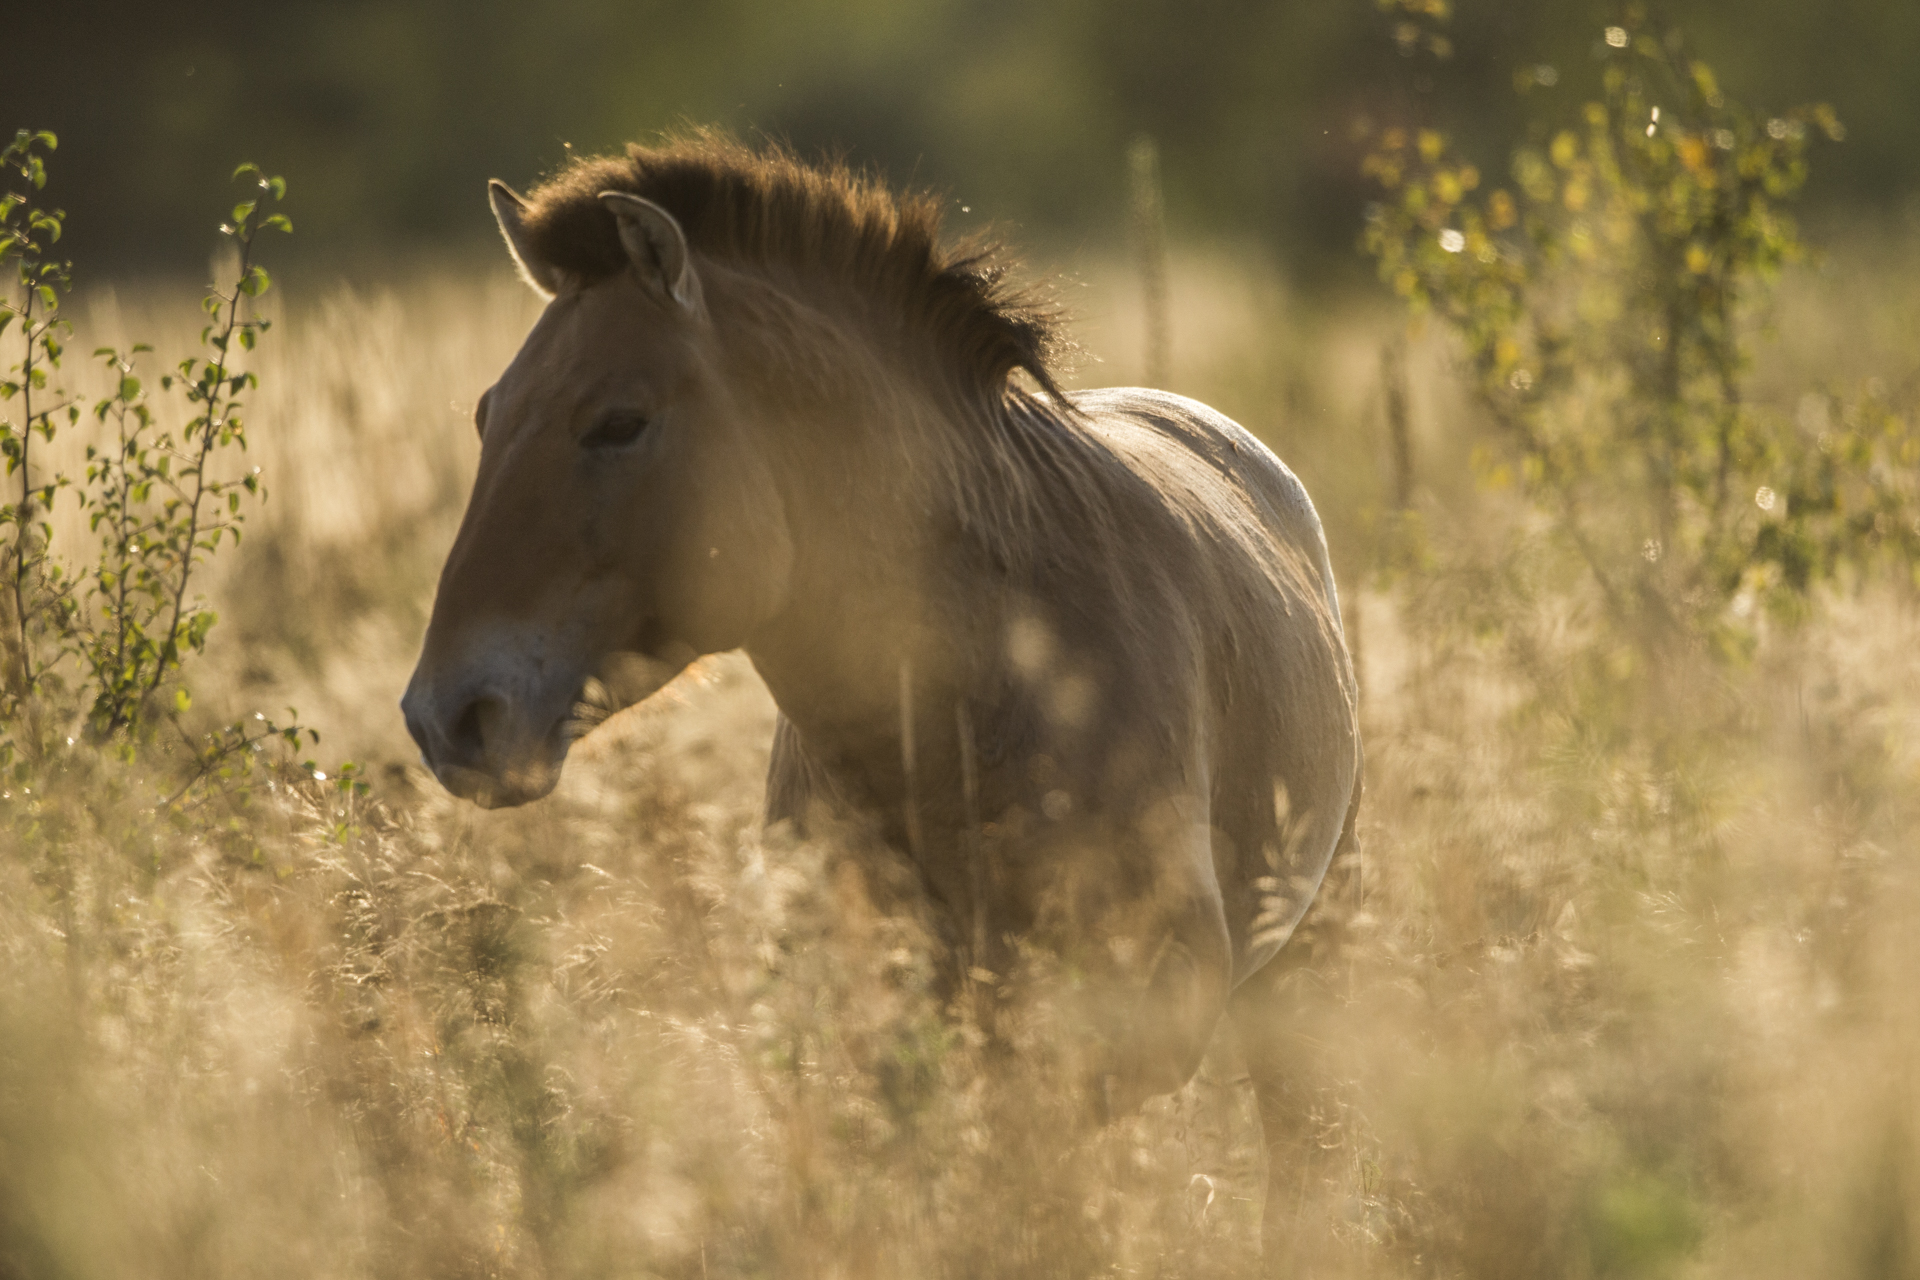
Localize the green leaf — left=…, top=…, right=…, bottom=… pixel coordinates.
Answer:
left=119, top=375, right=140, bottom=400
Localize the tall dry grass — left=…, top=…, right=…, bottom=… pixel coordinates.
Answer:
left=1, top=239, right=1916, bottom=1278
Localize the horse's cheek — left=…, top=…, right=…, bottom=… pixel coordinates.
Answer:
left=665, top=437, right=792, bottom=652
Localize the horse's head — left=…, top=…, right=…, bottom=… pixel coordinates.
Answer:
left=403, top=183, right=792, bottom=807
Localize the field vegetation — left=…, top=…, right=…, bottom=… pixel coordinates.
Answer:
left=4, top=21, right=1920, bottom=1278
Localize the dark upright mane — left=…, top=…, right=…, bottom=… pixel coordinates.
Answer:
left=517, top=132, right=1064, bottom=401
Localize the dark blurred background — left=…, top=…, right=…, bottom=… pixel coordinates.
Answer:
left=8, top=0, right=1918, bottom=285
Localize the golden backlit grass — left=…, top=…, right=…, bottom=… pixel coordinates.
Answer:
left=1, top=244, right=1916, bottom=1278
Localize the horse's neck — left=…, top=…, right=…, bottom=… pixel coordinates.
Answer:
left=720, top=292, right=1027, bottom=742
left=748, top=509, right=947, bottom=738
left=744, top=415, right=985, bottom=740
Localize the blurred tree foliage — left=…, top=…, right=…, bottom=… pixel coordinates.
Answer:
left=3, top=0, right=1918, bottom=278
left=1361, top=6, right=1919, bottom=749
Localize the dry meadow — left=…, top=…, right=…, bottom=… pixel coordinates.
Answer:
left=2, top=232, right=1917, bottom=1279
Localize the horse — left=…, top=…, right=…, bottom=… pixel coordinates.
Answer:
left=400, top=134, right=1362, bottom=1252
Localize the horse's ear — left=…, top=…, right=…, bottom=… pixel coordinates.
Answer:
left=598, top=191, right=704, bottom=314
left=490, top=180, right=563, bottom=298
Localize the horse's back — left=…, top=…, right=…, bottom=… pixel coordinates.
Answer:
left=1066, top=387, right=1338, bottom=610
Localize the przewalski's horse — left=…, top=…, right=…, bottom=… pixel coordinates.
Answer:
left=401, top=135, right=1361, bottom=1246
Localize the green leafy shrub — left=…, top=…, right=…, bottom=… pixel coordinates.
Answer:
left=0, top=129, right=311, bottom=796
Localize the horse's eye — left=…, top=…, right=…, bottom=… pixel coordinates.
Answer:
left=582, top=409, right=651, bottom=449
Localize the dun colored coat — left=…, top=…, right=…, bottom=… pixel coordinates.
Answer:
left=402, top=135, right=1362, bottom=1250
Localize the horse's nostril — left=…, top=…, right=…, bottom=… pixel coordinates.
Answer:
left=448, top=696, right=497, bottom=767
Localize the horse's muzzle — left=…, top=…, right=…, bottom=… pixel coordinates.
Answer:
left=401, top=680, right=565, bottom=808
